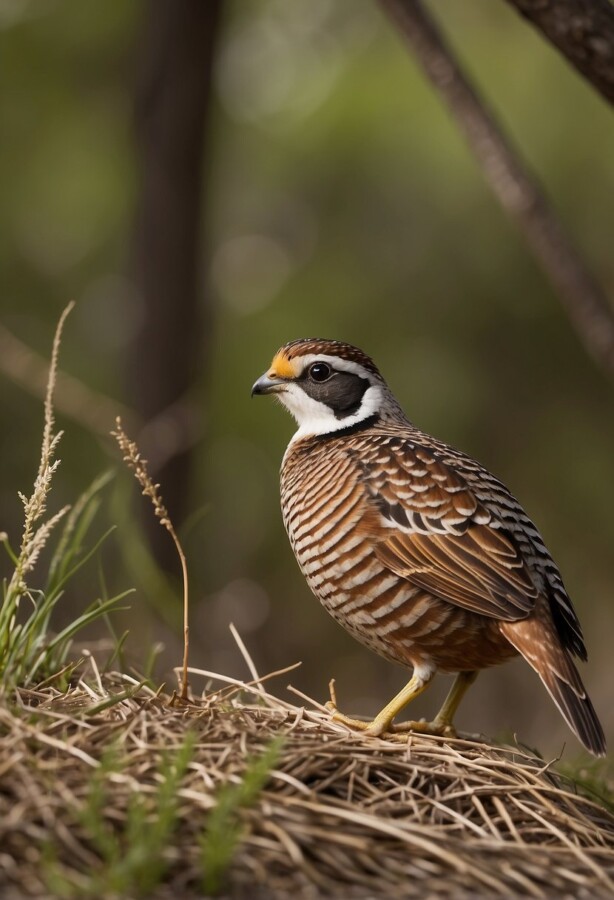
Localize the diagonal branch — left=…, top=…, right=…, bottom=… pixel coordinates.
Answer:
left=503, top=0, right=614, bottom=107
left=377, top=0, right=614, bottom=379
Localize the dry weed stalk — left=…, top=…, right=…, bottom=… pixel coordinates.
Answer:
left=2, top=301, right=126, bottom=688
left=11, top=303, right=73, bottom=597
left=112, top=417, right=189, bottom=699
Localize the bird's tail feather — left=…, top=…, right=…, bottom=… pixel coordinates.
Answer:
left=501, top=616, right=606, bottom=757
left=536, top=665, right=606, bottom=757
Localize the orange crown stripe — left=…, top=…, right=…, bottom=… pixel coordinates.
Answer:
left=269, top=352, right=298, bottom=379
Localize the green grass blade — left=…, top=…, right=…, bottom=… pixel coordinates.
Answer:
left=47, top=471, right=114, bottom=592
left=201, top=737, right=283, bottom=895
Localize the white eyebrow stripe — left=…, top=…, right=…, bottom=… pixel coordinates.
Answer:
left=293, top=354, right=378, bottom=380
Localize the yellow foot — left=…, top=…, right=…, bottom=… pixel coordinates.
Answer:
left=325, top=702, right=376, bottom=732
left=326, top=680, right=386, bottom=734
left=392, top=718, right=457, bottom=738
left=326, top=680, right=457, bottom=740
left=326, top=704, right=456, bottom=739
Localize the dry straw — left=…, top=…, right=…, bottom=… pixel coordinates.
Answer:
left=1, top=657, right=613, bottom=898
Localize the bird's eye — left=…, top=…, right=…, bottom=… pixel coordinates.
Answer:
left=308, top=362, right=332, bottom=383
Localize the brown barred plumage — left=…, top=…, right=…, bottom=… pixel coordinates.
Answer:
left=252, top=339, right=606, bottom=755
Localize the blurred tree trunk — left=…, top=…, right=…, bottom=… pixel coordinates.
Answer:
left=128, top=0, right=223, bottom=568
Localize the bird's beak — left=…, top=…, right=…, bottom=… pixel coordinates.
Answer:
left=251, top=372, right=287, bottom=397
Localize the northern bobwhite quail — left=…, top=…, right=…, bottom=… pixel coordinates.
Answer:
left=252, top=338, right=606, bottom=755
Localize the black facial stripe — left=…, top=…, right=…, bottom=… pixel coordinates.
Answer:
left=302, top=371, right=370, bottom=419
left=313, top=413, right=380, bottom=442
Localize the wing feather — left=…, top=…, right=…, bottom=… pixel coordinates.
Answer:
left=376, top=529, right=536, bottom=620
left=353, top=438, right=539, bottom=622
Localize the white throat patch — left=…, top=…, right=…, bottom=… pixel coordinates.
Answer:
left=279, top=382, right=384, bottom=442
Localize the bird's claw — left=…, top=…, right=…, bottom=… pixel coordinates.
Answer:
left=326, top=704, right=457, bottom=740
left=326, top=702, right=373, bottom=732
left=326, top=678, right=457, bottom=740
left=392, top=718, right=457, bottom=738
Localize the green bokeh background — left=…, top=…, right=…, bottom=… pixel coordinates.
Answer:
left=1, top=0, right=613, bottom=760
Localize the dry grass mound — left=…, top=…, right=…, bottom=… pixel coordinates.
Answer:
left=1, top=664, right=613, bottom=899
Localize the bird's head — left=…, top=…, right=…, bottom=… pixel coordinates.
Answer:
left=252, top=338, right=407, bottom=439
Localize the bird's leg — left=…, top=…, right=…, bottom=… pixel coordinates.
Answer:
left=327, top=668, right=434, bottom=737
left=394, top=670, right=478, bottom=737
left=327, top=670, right=478, bottom=739
left=433, top=670, right=477, bottom=731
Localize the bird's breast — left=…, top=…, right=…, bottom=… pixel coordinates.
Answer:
left=281, top=443, right=431, bottom=662
left=280, top=439, right=519, bottom=672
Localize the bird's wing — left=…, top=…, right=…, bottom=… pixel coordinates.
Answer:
left=351, top=436, right=539, bottom=621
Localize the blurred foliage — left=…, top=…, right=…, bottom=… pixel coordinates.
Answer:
left=1, top=0, right=613, bottom=758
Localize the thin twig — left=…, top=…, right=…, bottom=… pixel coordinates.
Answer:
left=377, top=0, right=614, bottom=378
left=229, top=623, right=266, bottom=696
left=185, top=662, right=302, bottom=701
